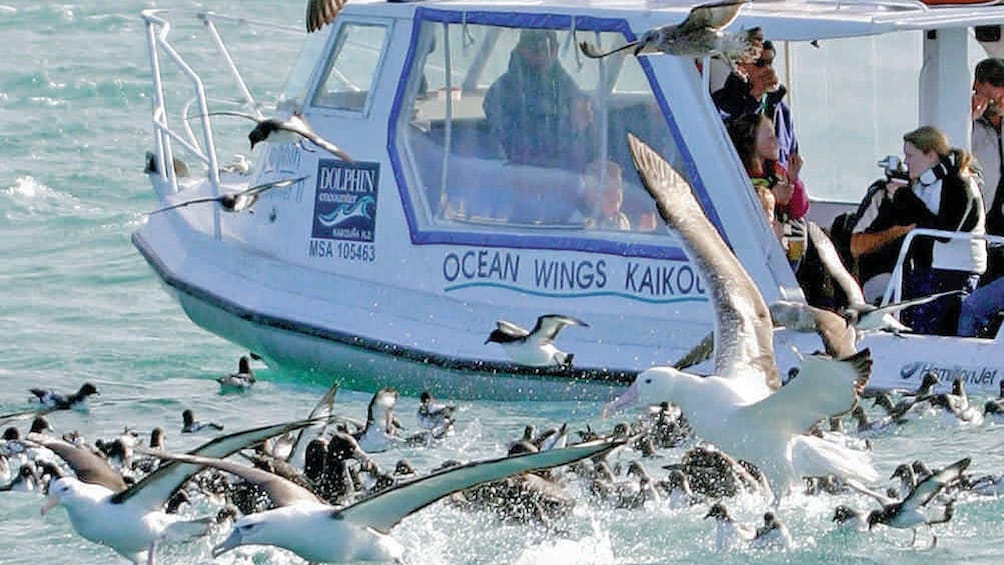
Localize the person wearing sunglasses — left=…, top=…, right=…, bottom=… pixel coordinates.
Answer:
left=712, top=41, right=800, bottom=181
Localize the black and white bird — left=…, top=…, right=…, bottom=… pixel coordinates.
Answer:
left=29, top=382, right=99, bottom=411
left=804, top=221, right=962, bottom=335
left=579, top=0, right=760, bottom=72
left=928, top=376, right=983, bottom=425
left=417, top=391, right=455, bottom=436
left=983, top=379, right=1004, bottom=418
left=149, top=175, right=308, bottom=215
left=867, top=457, right=969, bottom=547
left=832, top=504, right=870, bottom=532
left=353, top=388, right=405, bottom=453
left=206, top=111, right=353, bottom=162
left=705, top=502, right=755, bottom=551
left=0, top=463, right=42, bottom=493
left=140, top=440, right=620, bottom=563
left=749, top=511, right=792, bottom=550
left=484, top=314, right=589, bottom=367
left=306, top=0, right=348, bottom=33
left=217, top=355, right=256, bottom=390
left=181, top=409, right=224, bottom=434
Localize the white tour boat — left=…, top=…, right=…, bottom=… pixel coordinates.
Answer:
left=133, top=0, right=1004, bottom=400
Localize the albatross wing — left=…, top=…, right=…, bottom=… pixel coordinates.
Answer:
left=628, top=133, right=780, bottom=391
left=338, top=439, right=622, bottom=533
left=680, top=0, right=748, bottom=33
left=114, top=418, right=324, bottom=512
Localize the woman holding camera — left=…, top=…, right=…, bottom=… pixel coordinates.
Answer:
left=894, top=125, right=986, bottom=334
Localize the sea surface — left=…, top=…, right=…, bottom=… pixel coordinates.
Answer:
left=2, top=2, right=1004, bottom=564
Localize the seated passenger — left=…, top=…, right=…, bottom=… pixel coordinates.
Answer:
left=895, top=125, right=986, bottom=335
left=580, top=160, right=631, bottom=231
left=957, top=275, right=1004, bottom=337
left=483, top=30, right=594, bottom=171
left=726, top=113, right=809, bottom=240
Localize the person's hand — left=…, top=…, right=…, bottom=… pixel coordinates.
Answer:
left=787, top=153, right=803, bottom=181
left=973, top=91, right=991, bottom=121
left=895, top=223, right=916, bottom=238
left=886, top=178, right=909, bottom=195
left=773, top=177, right=794, bottom=206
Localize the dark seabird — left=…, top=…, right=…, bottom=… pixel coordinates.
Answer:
left=181, top=409, right=224, bottom=434
left=149, top=175, right=308, bottom=216
left=850, top=406, right=896, bottom=436
left=607, top=134, right=877, bottom=502
left=579, top=0, right=760, bottom=72
left=141, top=439, right=620, bottom=563
left=39, top=418, right=324, bottom=564
left=928, top=376, right=982, bottom=425
left=484, top=314, right=589, bottom=367
left=705, top=502, right=755, bottom=551
left=417, top=391, right=455, bottom=434
left=749, top=511, right=792, bottom=550
left=832, top=504, right=869, bottom=532
left=217, top=355, right=256, bottom=389
left=306, top=0, right=348, bottom=33
left=0, top=463, right=42, bottom=493
left=205, top=110, right=353, bottom=162
left=29, top=382, right=99, bottom=411
left=867, top=457, right=969, bottom=547
left=983, top=379, right=1004, bottom=417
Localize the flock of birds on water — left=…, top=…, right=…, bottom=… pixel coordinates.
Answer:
left=16, top=0, right=1004, bottom=562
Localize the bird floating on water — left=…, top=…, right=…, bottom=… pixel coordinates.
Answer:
left=578, top=0, right=761, bottom=73
left=29, top=382, right=99, bottom=411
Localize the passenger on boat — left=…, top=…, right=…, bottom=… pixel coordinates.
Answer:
left=971, top=57, right=1004, bottom=284
left=957, top=275, right=1004, bottom=337
left=712, top=40, right=799, bottom=171
left=579, top=160, right=631, bottom=231
left=726, top=113, right=809, bottom=241
left=483, top=30, right=594, bottom=171
left=847, top=179, right=915, bottom=304
left=896, top=125, right=986, bottom=335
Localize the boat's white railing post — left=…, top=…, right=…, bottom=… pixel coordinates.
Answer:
left=143, top=11, right=175, bottom=191
left=198, top=12, right=259, bottom=112
left=883, top=228, right=1004, bottom=306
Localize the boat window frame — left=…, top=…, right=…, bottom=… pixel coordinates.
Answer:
left=386, top=8, right=723, bottom=261
left=309, top=16, right=394, bottom=119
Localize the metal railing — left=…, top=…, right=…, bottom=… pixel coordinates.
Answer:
left=141, top=9, right=305, bottom=238
left=882, top=227, right=1004, bottom=306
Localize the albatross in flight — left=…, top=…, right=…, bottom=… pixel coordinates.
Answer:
left=605, top=134, right=878, bottom=502
left=141, top=439, right=621, bottom=563
left=37, top=418, right=326, bottom=564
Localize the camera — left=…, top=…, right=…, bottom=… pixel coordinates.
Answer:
left=877, top=155, right=909, bottom=182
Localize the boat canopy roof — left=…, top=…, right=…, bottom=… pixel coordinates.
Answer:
left=347, top=0, right=1004, bottom=41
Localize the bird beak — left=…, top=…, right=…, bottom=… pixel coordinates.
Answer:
left=40, top=494, right=60, bottom=517
left=212, top=529, right=243, bottom=557
left=602, top=382, right=639, bottom=418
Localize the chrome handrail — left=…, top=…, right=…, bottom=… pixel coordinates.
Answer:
left=882, top=228, right=1004, bottom=306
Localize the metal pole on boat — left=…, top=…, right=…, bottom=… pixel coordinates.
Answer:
left=199, top=12, right=258, bottom=112
left=438, top=21, right=453, bottom=214
left=143, top=11, right=175, bottom=191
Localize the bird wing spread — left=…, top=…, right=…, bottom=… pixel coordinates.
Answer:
left=337, top=439, right=620, bottom=533
left=113, top=418, right=322, bottom=511
left=679, top=0, right=747, bottom=33
left=306, top=0, right=349, bottom=33
left=628, top=133, right=780, bottom=390
left=529, top=314, right=588, bottom=341
left=806, top=221, right=866, bottom=306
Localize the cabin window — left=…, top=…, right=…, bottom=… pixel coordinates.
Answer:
left=313, top=22, right=389, bottom=112
left=396, top=20, right=689, bottom=235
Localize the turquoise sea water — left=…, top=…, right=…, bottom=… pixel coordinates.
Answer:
left=3, top=2, right=1004, bottom=563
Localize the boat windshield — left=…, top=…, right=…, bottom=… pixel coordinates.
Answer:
left=397, top=20, right=691, bottom=234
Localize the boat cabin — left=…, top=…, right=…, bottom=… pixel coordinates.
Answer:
left=135, top=0, right=1004, bottom=399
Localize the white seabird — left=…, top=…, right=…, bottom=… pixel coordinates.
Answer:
left=353, top=387, right=406, bottom=453
left=141, top=439, right=621, bottom=563
left=37, top=418, right=323, bottom=564
left=484, top=314, right=589, bottom=367
left=704, top=502, right=755, bottom=551
left=606, top=134, right=878, bottom=502
left=149, top=175, right=308, bottom=215
left=578, top=0, right=760, bottom=72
